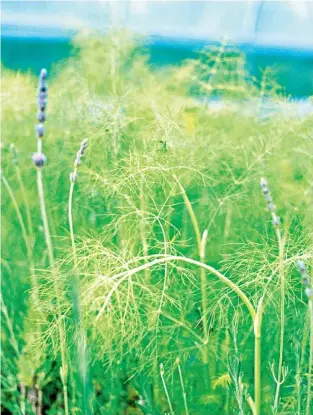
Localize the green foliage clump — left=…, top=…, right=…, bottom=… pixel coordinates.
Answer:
left=1, top=31, right=313, bottom=414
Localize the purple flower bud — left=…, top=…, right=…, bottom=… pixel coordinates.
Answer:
left=298, top=260, right=307, bottom=274
left=260, top=177, right=280, bottom=228
left=32, top=152, right=46, bottom=168
left=37, top=111, right=45, bottom=123
left=36, top=124, right=45, bottom=138
left=81, top=138, right=88, bottom=151
left=260, top=177, right=268, bottom=189
left=70, top=171, right=77, bottom=183
left=297, top=261, right=312, bottom=299
left=40, top=68, right=47, bottom=80
left=38, top=98, right=47, bottom=111
left=38, top=91, right=47, bottom=100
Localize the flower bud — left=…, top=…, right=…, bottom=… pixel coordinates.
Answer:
left=39, top=85, right=48, bottom=93
left=70, top=171, right=77, bottom=183
left=40, top=68, right=47, bottom=80
left=260, top=177, right=280, bottom=228
left=298, top=260, right=307, bottom=274
left=38, top=91, right=47, bottom=100
left=36, top=124, right=45, bottom=138
left=38, top=98, right=47, bottom=111
left=32, top=152, right=46, bottom=168
left=37, top=111, right=45, bottom=123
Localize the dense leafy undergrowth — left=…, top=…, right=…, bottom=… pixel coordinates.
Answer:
left=1, top=31, right=313, bottom=414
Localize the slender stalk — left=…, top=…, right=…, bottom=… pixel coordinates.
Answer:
left=37, top=168, right=69, bottom=415
left=273, top=228, right=285, bottom=412
left=138, top=177, right=151, bottom=285
left=2, top=170, right=42, bottom=413
left=36, top=169, right=54, bottom=265
left=12, top=157, right=39, bottom=301
left=200, top=229, right=209, bottom=341
left=34, top=69, right=69, bottom=415
left=299, top=310, right=310, bottom=383
left=306, top=237, right=313, bottom=415
left=306, top=299, right=313, bottom=415
left=68, top=183, right=77, bottom=265
left=174, top=176, right=210, bottom=362
left=1, top=173, right=29, bottom=258
left=11, top=144, right=35, bottom=249
left=297, top=260, right=313, bottom=414
left=160, top=364, right=174, bottom=415
left=260, top=178, right=285, bottom=412
left=1, top=172, right=38, bottom=300
left=240, top=382, right=256, bottom=415
left=20, top=383, right=26, bottom=415
left=96, top=255, right=256, bottom=321
left=177, top=359, right=189, bottom=415
left=37, top=389, right=43, bottom=415
left=1, top=296, right=20, bottom=356
left=254, top=297, right=264, bottom=415
left=138, top=177, right=161, bottom=405
left=160, top=311, right=204, bottom=345
left=68, top=144, right=91, bottom=414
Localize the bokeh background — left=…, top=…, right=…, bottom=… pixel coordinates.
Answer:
left=2, top=0, right=313, bottom=97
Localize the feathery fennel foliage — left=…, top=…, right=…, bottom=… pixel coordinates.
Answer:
left=1, top=31, right=313, bottom=414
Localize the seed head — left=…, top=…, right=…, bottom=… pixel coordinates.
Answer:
left=32, top=152, right=46, bottom=168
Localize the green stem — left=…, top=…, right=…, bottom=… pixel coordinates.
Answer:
left=174, top=176, right=210, bottom=360
left=254, top=297, right=264, bottom=415
left=177, top=360, right=189, bottom=415
left=306, top=299, right=313, bottom=415
left=96, top=255, right=256, bottom=322
left=1, top=172, right=38, bottom=300
left=13, top=161, right=35, bottom=248
left=37, top=168, right=69, bottom=415
left=68, top=174, right=90, bottom=415
left=37, top=388, right=43, bottom=415
left=273, top=228, right=285, bottom=411
left=160, top=364, right=174, bottom=415
left=0, top=296, right=20, bottom=356
left=255, top=337, right=261, bottom=415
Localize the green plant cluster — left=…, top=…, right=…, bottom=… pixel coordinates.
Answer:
left=1, top=31, right=313, bottom=414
